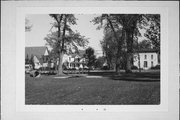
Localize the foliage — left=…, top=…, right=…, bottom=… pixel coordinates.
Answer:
left=45, top=14, right=89, bottom=75
left=131, top=65, right=138, bottom=70
left=92, top=14, right=142, bottom=73
left=100, top=30, right=125, bottom=70
left=45, top=14, right=89, bottom=57
left=84, top=47, right=96, bottom=68
left=45, top=30, right=88, bottom=58
left=25, top=54, right=34, bottom=69
left=94, top=56, right=106, bottom=69
left=133, top=39, right=152, bottom=51
left=150, top=65, right=160, bottom=70
left=92, top=14, right=160, bottom=73
left=142, top=14, right=160, bottom=52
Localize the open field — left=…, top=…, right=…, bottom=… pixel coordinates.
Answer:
left=25, top=71, right=160, bottom=105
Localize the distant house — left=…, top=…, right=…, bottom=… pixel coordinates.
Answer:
left=25, top=46, right=50, bottom=69
left=62, top=50, right=87, bottom=69
left=133, top=49, right=159, bottom=70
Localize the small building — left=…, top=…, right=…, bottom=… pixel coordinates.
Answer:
left=133, top=49, right=159, bottom=70
left=25, top=46, right=50, bottom=69
left=62, top=50, right=87, bottom=69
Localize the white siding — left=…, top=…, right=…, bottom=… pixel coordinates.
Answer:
left=62, top=54, right=69, bottom=63
left=33, top=56, right=42, bottom=69
left=44, top=49, right=49, bottom=56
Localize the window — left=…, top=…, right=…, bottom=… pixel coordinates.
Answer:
left=144, top=61, right=147, bottom=68
left=144, top=55, right=147, bottom=59
left=151, top=55, right=153, bottom=59
left=151, top=61, right=153, bottom=67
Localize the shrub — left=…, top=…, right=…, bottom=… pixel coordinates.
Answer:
left=102, top=65, right=109, bottom=70
left=131, top=65, right=138, bottom=70
left=151, top=65, right=160, bottom=69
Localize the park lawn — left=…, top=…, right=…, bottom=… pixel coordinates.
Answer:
left=25, top=74, right=160, bottom=105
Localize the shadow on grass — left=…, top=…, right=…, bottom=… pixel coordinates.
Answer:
left=88, top=71, right=160, bottom=82
left=110, top=77, right=160, bottom=82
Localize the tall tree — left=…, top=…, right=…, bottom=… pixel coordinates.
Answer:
left=92, top=14, right=142, bottom=73
left=84, top=47, right=96, bottom=70
left=94, top=56, right=106, bottom=69
left=92, top=14, right=125, bottom=73
left=114, top=14, right=142, bottom=73
left=143, top=14, right=160, bottom=51
left=100, top=30, right=125, bottom=71
left=45, top=14, right=88, bottom=75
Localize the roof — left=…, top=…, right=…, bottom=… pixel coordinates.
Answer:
left=134, top=49, right=158, bottom=53
left=25, top=46, right=48, bottom=58
left=71, top=50, right=85, bottom=58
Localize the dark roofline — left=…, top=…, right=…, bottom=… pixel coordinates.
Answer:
left=134, top=49, right=158, bottom=53
left=25, top=46, right=49, bottom=58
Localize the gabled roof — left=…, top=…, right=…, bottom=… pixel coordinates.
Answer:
left=25, top=46, right=48, bottom=58
left=134, top=49, right=158, bottom=53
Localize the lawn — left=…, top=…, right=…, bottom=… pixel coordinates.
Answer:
left=25, top=71, right=160, bottom=105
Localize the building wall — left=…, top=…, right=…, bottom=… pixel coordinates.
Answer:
left=33, top=56, right=42, bottom=69
left=133, top=52, right=158, bottom=69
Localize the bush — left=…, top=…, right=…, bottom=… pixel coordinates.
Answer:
left=131, top=65, right=138, bottom=70
left=151, top=65, right=160, bottom=69
left=71, top=68, right=76, bottom=70
left=102, top=65, right=109, bottom=70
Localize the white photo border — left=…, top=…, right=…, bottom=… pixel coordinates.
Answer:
left=16, top=6, right=168, bottom=112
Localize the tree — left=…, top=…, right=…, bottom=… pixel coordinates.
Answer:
left=92, top=14, right=142, bottom=73
left=25, top=54, right=29, bottom=64
left=25, top=18, right=32, bottom=32
left=45, top=14, right=88, bottom=75
left=113, top=14, right=143, bottom=73
left=143, top=14, right=160, bottom=63
left=29, top=54, right=35, bottom=69
left=92, top=14, right=160, bottom=73
left=94, top=56, right=106, bottom=69
left=92, top=14, right=125, bottom=72
left=143, top=14, right=160, bottom=51
left=133, top=39, right=152, bottom=51
left=84, top=47, right=96, bottom=70
left=100, top=30, right=125, bottom=71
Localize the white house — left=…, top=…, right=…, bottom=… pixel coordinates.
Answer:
left=61, top=50, right=87, bottom=69
left=25, top=46, right=50, bottom=69
left=133, top=49, right=159, bottom=70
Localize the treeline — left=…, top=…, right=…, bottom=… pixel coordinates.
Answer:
left=92, top=14, right=160, bottom=73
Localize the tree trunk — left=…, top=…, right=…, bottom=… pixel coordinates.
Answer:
left=138, top=53, right=141, bottom=72
left=58, top=51, right=64, bottom=75
left=115, top=63, right=120, bottom=73
left=126, top=53, right=132, bottom=73
left=125, top=29, right=133, bottom=73
left=158, top=51, right=160, bottom=64
left=57, top=15, right=66, bottom=76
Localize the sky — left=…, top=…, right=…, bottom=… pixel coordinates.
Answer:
left=25, top=14, right=104, bottom=51
left=25, top=14, right=147, bottom=55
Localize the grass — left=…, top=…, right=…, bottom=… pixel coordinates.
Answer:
left=25, top=71, right=160, bottom=105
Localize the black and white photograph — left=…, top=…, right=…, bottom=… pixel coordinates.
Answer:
left=25, top=14, right=160, bottom=105
left=1, top=1, right=179, bottom=120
